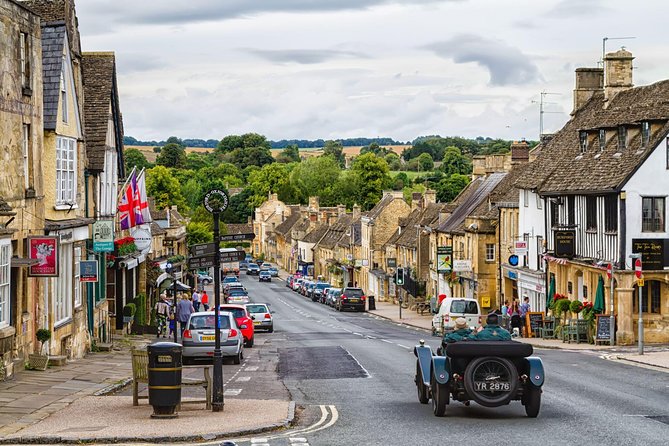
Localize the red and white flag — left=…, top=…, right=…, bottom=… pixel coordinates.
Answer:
left=118, top=168, right=137, bottom=230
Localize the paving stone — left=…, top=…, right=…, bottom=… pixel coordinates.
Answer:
left=4, top=394, right=63, bottom=409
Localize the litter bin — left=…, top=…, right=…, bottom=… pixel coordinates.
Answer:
left=147, top=342, right=182, bottom=418
left=368, top=295, right=376, bottom=311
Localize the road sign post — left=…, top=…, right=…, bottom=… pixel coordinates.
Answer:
left=203, top=189, right=229, bottom=412
left=631, top=254, right=643, bottom=355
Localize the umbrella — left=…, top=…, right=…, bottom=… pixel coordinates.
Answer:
left=546, top=275, right=555, bottom=312
left=593, top=275, right=605, bottom=313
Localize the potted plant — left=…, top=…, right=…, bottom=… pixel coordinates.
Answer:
left=28, top=328, right=51, bottom=370
left=123, top=303, right=136, bottom=324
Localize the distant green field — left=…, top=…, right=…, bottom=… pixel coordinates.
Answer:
left=390, top=171, right=436, bottom=179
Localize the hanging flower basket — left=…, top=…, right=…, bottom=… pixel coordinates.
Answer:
left=114, top=237, right=137, bottom=257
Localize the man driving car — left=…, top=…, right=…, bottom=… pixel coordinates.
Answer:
left=472, top=313, right=512, bottom=341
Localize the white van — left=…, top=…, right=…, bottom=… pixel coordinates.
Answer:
left=431, top=297, right=482, bottom=335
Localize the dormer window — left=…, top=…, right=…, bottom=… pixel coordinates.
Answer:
left=617, top=126, right=627, bottom=150
left=641, top=121, right=651, bottom=147
left=599, top=129, right=606, bottom=151
left=579, top=131, right=587, bottom=153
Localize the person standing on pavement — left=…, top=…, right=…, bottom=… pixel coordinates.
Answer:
left=192, top=288, right=201, bottom=312
left=177, top=293, right=194, bottom=337
left=154, top=294, right=170, bottom=338
left=201, top=289, right=209, bottom=311
left=520, top=296, right=531, bottom=336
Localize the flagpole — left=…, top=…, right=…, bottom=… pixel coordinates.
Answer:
left=117, top=166, right=136, bottom=203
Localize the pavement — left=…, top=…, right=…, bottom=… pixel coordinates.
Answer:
left=0, top=270, right=667, bottom=444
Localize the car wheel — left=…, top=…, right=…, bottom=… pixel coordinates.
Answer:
left=416, top=361, right=429, bottom=404
left=464, top=356, right=518, bottom=407
left=245, top=336, right=254, bottom=348
left=523, top=385, right=542, bottom=418
left=431, top=372, right=448, bottom=416
left=267, top=325, right=274, bottom=333
left=233, top=350, right=242, bottom=365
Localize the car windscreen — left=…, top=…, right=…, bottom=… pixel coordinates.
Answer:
left=343, top=288, right=364, bottom=297
left=189, top=315, right=231, bottom=330
left=228, top=289, right=247, bottom=295
left=449, top=300, right=479, bottom=314
left=246, top=305, right=268, bottom=313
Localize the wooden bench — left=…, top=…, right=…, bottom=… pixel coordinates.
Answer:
left=415, top=301, right=431, bottom=315
left=131, top=348, right=212, bottom=409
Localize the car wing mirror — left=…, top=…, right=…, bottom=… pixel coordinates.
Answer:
left=251, top=315, right=255, bottom=320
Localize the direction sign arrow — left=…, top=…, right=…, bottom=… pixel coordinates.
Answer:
left=219, top=233, right=255, bottom=242
left=219, top=250, right=246, bottom=263
left=189, top=242, right=218, bottom=257
left=188, top=255, right=217, bottom=269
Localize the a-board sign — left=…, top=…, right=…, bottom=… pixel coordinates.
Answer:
left=525, top=312, right=544, bottom=338
left=595, top=314, right=615, bottom=342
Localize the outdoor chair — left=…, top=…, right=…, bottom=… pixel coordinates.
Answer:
left=567, top=319, right=589, bottom=344
left=541, top=317, right=557, bottom=340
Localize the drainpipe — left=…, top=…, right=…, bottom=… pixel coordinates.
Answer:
left=497, top=207, right=503, bottom=310
left=543, top=195, right=550, bottom=314
left=84, top=170, right=94, bottom=334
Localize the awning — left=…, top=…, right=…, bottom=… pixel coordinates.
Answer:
left=159, top=279, right=191, bottom=292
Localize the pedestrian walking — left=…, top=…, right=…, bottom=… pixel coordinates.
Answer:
left=201, top=289, right=209, bottom=311
left=520, top=296, right=531, bottom=337
left=192, top=288, right=201, bottom=312
left=177, top=293, right=195, bottom=337
left=168, top=311, right=176, bottom=337
left=154, top=294, right=170, bottom=338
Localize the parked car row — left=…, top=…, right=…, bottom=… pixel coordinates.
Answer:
left=286, top=275, right=367, bottom=312
left=182, top=274, right=275, bottom=364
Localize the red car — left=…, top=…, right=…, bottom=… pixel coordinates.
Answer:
left=218, top=304, right=255, bottom=348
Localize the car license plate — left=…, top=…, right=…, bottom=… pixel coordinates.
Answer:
left=253, top=321, right=261, bottom=325
left=201, top=335, right=215, bottom=341
left=349, top=298, right=359, bottom=302
left=474, top=381, right=510, bottom=391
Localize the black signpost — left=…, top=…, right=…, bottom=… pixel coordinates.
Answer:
left=203, top=189, right=229, bottom=412
left=219, top=233, right=255, bottom=242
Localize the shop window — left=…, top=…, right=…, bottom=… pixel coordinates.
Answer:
left=604, top=195, right=618, bottom=232
left=633, top=280, right=661, bottom=314
left=586, top=196, right=597, bottom=231
left=568, top=281, right=573, bottom=294
left=568, top=196, right=575, bottom=227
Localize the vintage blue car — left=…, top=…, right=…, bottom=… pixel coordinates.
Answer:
left=414, top=340, right=544, bottom=417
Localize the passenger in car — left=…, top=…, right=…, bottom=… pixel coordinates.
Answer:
left=471, top=313, right=512, bottom=341
left=438, top=318, right=472, bottom=356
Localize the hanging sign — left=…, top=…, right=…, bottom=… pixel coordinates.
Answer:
left=28, top=236, right=59, bottom=277
left=93, top=220, right=114, bottom=252
left=203, top=189, right=229, bottom=213
left=437, top=246, right=453, bottom=273
left=80, top=260, right=99, bottom=282
left=514, top=241, right=528, bottom=255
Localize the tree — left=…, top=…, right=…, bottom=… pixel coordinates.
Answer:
left=417, top=152, right=434, bottom=171
left=217, top=135, right=244, bottom=154
left=360, top=142, right=391, bottom=157
left=156, top=143, right=186, bottom=168
left=322, top=140, right=345, bottom=166
left=385, top=152, right=402, bottom=170
left=247, top=163, right=294, bottom=207
left=436, top=174, right=470, bottom=203
left=392, top=172, right=411, bottom=190
left=184, top=152, right=211, bottom=171
left=165, top=136, right=184, bottom=147
left=222, top=188, right=254, bottom=223
left=124, top=148, right=151, bottom=172
left=227, top=146, right=274, bottom=170
left=276, top=144, right=300, bottom=163
left=440, top=146, right=472, bottom=176
left=289, top=156, right=341, bottom=203
left=186, top=222, right=213, bottom=245
left=146, top=165, right=188, bottom=211
left=350, top=153, right=392, bottom=210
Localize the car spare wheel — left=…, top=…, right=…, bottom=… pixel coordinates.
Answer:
left=464, top=356, right=518, bottom=407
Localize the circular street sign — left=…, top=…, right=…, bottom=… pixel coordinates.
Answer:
left=203, top=189, right=229, bottom=213
left=606, top=263, right=612, bottom=279
left=166, top=262, right=173, bottom=270
left=634, top=258, right=642, bottom=279
left=508, top=255, right=519, bottom=266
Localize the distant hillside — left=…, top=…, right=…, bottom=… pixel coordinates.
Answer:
left=123, top=136, right=404, bottom=149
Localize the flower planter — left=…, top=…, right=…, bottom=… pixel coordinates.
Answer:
left=123, top=316, right=134, bottom=324
left=28, top=354, right=49, bottom=371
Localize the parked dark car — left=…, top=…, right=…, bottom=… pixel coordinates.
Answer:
left=246, top=263, right=260, bottom=275
left=311, top=283, right=330, bottom=302
left=335, top=287, right=366, bottom=312
left=414, top=340, right=544, bottom=418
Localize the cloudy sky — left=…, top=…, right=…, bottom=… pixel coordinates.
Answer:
left=75, top=0, right=669, bottom=143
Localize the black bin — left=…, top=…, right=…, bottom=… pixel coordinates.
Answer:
left=368, top=295, right=376, bottom=311
left=147, top=342, right=182, bottom=418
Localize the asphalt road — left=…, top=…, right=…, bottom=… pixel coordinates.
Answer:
left=227, top=274, right=669, bottom=446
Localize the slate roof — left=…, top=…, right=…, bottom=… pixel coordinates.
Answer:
left=0, top=197, right=15, bottom=216
left=302, top=224, right=329, bottom=244
left=437, top=173, right=507, bottom=233
left=366, top=194, right=395, bottom=219
left=517, top=79, right=669, bottom=193
left=82, top=52, right=119, bottom=172
left=317, top=215, right=353, bottom=249
left=150, top=222, right=166, bottom=235
left=226, top=223, right=253, bottom=235
left=45, top=217, right=94, bottom=231
left=41, top=22, right=66, bottom=131
left=274, top=208, right=301, bottom=236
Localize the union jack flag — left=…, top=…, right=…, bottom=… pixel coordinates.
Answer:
left=118, top=169, right=140, bottom=230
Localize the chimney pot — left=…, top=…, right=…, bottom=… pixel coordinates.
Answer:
left=572, top=67, right=604, bottom=114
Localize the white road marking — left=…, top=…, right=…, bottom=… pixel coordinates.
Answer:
left=381, top=339, right=393, bottom=344
left=289, top=439, right=309, bottom=443
left=245, top=366, right=259, bottom=372
left=224, top=388, right=242, bottom=396
left=344, top=348, right=371, bottom=378
left=353, top=332, right=362, bottom=336
left=236, top=376, right=251, bottom=382
left=250, top=439, right=269, bottom=444
left=397, top=344, right=410, bottom=349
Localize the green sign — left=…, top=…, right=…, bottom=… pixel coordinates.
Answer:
left=93, top=220, right=114, bottom=253
left=437, top=246, right=452, bottom=273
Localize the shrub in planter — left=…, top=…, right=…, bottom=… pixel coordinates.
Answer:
left=36, top=329, right=51, bottom=354
left=569, top=299, right=584, bottom=315
left=123, top=303, right=136, bottom=323
left=133, top=293, right=147, bottom=326
left=29, top=329, right=52, bottom=371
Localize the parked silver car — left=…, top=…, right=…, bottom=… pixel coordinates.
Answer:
left=182, top=311, right=244, bottom=364
left=245, top=303, right=274, bottom=333
left=325, top=288, right=341, bottom=307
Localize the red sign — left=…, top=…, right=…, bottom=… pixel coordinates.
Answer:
left=28, top=237, right=59, bottom=277
left=634, top=258, right=642, bottom=279
left=606, top=263, right=612, bottom=279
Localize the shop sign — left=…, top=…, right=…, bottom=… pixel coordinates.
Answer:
left=130, top=227, right=152, bottom=254
left=507, top=270, right=518, bottom=280
left=437, top=246, right=453, bottom=273
left=79, top=260, right=98, bottom=282
left=554, top=230, right=575, bottom=258
left=387, top=258, right=397, bottom=268
left=514, top=241, right=528, bottom=255
left=453, top=259, right=472, bottom=272
left=28, top=237, right=59, bottom=277
left=93, top=220, right=114, bottom=252
left=631, top=239, right=667, bottom=270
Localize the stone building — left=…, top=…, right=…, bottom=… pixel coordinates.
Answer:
left=517, top=49, right=669, bottom=344
left=252, top=193, right=289, bottom=259
left=0, top=0, right=45, bottom=379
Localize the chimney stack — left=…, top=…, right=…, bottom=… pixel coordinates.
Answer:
left=424, top=189, right=436, bottom=206
left=308, top=196, right=319, bottom=211
left=337, top=204, right=346, bottom=217
left=604, top=48, right=634, bottom=103
left=352, top=204, right=361, bottom=220
left=510, top=140, right=530, bottom=164
left=572, top=67, right=604, bottom=114
left=411, top=192, right=422, bottom=210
